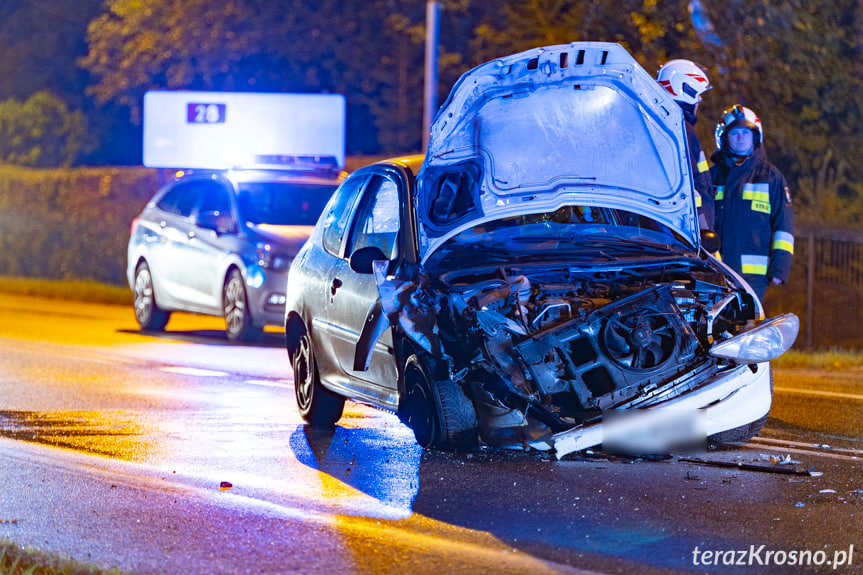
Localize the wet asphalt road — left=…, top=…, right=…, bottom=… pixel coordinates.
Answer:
left=0, top=293, right=861, bottom=574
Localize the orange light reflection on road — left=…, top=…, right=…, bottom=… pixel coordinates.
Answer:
left=0, top=410, right=154, bottom=461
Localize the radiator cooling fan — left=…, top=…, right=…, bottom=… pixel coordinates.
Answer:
left=602, top=308, right=677, bottom=370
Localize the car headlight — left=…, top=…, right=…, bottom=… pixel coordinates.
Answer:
left=255, top=243, right=290, bottom=271
left=708, top=313, right=799, bottom=363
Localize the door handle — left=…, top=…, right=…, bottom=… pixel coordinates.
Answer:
left=331, top=278, right=343, bottom=295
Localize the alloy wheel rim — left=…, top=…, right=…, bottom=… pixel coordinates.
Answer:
left=134, top=269, right=153, bottom=323
left=295, top=336, right=313, bottom=409
left=224, top=276, right=246, bottom=334
left=406, top=373, right=435, bottom=446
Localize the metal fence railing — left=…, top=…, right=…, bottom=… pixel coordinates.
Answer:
left=765, top=229, right=863, bottom=350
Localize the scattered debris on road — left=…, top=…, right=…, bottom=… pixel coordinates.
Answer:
left=679, top=456, right=821, bottom=476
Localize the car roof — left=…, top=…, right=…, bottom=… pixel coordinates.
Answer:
left=355, top=154, right=424, bottom=178
left=171, top=167, right=347, bottom=186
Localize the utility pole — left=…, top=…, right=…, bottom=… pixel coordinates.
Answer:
left=423, top=0, right=440, bottom=153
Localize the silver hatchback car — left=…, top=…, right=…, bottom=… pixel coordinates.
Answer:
left=284, top=42, right=799, bottom=457
left=128, top=167, right=344, bottom=341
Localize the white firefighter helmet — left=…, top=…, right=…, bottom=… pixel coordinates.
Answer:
left=656, top=59, right=711, bottom=106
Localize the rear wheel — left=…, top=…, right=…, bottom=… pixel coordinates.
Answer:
left=223, top=269, right=262, bottom=342
left=133, top=262, right=170, bottom=331
left=400, top=354, right=478, bottom=450
left=291, top=330, right=345, bottom=427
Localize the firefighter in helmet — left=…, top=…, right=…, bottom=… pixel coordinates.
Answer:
left=710, top=105, right=794, bottom=303
left=657, top=59, right=714, bottom=230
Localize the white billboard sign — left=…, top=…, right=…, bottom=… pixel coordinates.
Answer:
left=143, top=91, right=346, bottom=170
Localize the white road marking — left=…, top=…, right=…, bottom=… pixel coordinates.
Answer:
left=160, top=366, right=229, bottom=377
left=244, top=379, right=294, bottom=389
left=774, top=386, right=863, bottom=401
left=744, top=439, right=860, bottom=461
left=749, top=436, right=863, bottom=457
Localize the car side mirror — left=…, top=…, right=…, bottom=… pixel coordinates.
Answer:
left=349, top=246, right=388, bottom=274
left=197, top=211, right=221, bottom=231
left=701, top=229, right=721, bottom=254
left=197, top=211, right=233, bottom=234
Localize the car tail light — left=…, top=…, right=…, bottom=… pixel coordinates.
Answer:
left=130, top=217, right=140, bottom=235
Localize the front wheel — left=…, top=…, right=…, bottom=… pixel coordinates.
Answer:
left=133, top=262, right=170, bottom=331
left=708, top=372, right=772, bottom=448
left=400, top=354, right=478, bottom=450
left=291, top=331, right=345, bottom=427
left=223, top=269, right=262, bottom=342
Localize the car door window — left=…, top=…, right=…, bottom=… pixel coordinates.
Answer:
left=156, top=182, right=203, bottom=218
left=321, top=173, right=368, bottom=257
left=196, top=181, right=236, bottom=233
left=347, top=175, right=400, bottom=260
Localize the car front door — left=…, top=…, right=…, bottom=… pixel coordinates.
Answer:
left=186, top=179, right=237, bottom=312
left=150, top=181, right=203, bottom=307
left=324, top=170, right=402, bottom=406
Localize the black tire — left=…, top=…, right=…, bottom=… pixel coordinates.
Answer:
left=133, top=261, right=170, bottom=331
left=707, top=414, right=768, bottom=448
left=400, top=354, right=478, bottom=450
left=291, top=330, right=345, bottom=427
left=223, top=269, right=262, bottom=342
left=708, top=371, right=772, bottom=448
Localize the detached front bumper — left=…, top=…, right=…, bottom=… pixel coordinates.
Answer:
left=551, top=362, right=772, bottom=459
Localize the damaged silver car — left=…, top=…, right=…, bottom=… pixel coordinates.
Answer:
left=284, top=42, right=798, bottom=458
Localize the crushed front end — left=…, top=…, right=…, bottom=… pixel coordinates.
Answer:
left=378, top=252, right=796, bottom=456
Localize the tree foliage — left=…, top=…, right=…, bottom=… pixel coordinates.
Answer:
left=0, top=92, right=87, bottom=167
left=0, top=0, right=104, bottom=105
left=79, top=0, right=469, bottom=153
left=75, top=0, right=863, bottom=227
left=694, top=0, right=863, bottom=228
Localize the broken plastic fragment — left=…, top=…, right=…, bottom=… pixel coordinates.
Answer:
left=819, top=489, right=837, bottom=494
left=794, top=502, right=805, bottom=508
left=219, top=481, right=233, bottom=491
left=770, top=454, right=801, bottom=465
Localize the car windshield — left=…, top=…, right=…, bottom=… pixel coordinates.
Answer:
left=237, top=182, right=336, bottom=225
left=426, top=205, right=691, bottom=268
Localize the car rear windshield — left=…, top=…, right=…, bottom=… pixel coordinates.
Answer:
left=237, top=183, right=336, bottom=226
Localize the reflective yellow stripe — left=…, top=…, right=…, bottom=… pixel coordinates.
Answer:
left=741, top=263, right=768, bottom=274
left=695, top=193, right=702, bottom=207
left=697, top=152, right=709, bottom=173
left=715, top=186, right=724, bottom=201
left=772, top=231, right=794, bottom=254
left=742, top=182, right=769, bottom=202
left=742, top=190, right=770, bottom=202
left=741, top=254, right=769, bottom=275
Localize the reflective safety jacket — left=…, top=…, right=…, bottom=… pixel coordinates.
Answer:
left=710, top=147, right=794, bottom=289
left=685, top=114, right=715, bottom=230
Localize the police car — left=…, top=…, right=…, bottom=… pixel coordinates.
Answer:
left=127, top=91, right=346, bottom=341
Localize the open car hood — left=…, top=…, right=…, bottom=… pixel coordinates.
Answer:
left=417, top=42, right=699, bottom=263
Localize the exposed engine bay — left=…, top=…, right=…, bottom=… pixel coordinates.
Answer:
left=377, top=257, right=759, bottom=444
